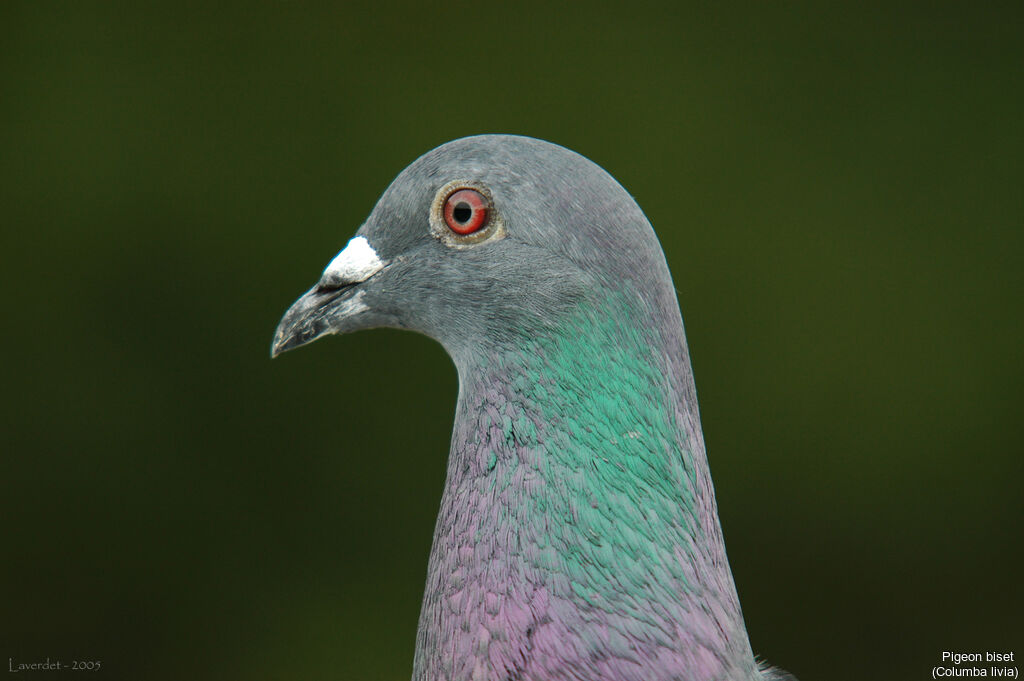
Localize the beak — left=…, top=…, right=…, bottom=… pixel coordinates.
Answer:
left=271, top=235, right=386, bottom=357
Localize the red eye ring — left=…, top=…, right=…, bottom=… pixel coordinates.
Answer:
left=443, top=188, right=489, bottom=235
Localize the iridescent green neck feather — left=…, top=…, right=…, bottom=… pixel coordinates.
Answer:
left=413, top=291, right=758, bottom=681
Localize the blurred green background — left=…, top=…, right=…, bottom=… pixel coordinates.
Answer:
left=2, top=3, right=1021, bottom=680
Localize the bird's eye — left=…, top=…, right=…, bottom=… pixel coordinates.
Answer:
left=443, top=188, right=489, bottom=235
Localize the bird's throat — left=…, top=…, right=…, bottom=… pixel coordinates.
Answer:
left=413, top=293, right=757, bottom=681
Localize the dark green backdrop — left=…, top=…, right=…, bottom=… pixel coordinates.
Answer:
left=3, top=3, right=1021, bottom=680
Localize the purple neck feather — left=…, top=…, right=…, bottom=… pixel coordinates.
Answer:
left=412, top=292, right=761, bottom=681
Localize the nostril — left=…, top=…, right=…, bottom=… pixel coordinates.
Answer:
left=315, top=276, right=353, bottom=294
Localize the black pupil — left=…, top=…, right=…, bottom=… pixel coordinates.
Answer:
left=453, top=202, right=472, bottom=223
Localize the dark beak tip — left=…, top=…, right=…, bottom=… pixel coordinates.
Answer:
left=270, top=334, right=287, bottom=359
left=270, top=321, right=304, bottom=359
left=270, top=314, right=302, bottom=359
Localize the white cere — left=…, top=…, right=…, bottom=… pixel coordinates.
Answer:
left=321, top=235, right=385, bottom=286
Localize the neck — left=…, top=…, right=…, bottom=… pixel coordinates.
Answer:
left=413, top=291, right=757, bottom=681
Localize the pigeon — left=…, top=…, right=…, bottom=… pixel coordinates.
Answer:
left=272, top=135, right=797, bottom=681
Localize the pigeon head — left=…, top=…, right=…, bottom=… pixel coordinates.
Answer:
left=271, top=135, right=797, bottom=681
left=272, top=135, right=671, bottom=364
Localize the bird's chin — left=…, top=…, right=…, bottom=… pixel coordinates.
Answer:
left=271, top=284, right=370, bottom=357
